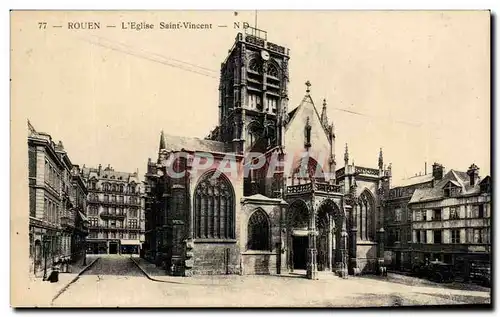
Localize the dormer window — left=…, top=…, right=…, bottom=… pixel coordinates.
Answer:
left=443, top=181, right=461, bottom=197
left=479, top=176, right=491, bottom=194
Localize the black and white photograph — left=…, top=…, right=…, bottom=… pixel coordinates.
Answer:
left=10, top=10, right=491, bottom=308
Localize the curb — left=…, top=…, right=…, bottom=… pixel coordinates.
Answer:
left=129, top=256, right=188, bottom=285
left=51, top=257, right=100, bottom=303
left=129, top=257, right=244, bottom=287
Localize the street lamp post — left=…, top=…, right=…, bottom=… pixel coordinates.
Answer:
left=42, top=236, right=49, bottom=281
left=82, top=241, right=87, bottom=266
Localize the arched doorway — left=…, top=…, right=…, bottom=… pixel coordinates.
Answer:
left=287, top=200, right=309, bottom=272
left=317, top=200, right=345, bottom=273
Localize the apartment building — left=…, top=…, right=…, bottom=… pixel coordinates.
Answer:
left=408, top=164, right=491, bottom=272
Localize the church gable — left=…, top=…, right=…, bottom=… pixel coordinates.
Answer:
left=285, top=93, right=331, bottom=162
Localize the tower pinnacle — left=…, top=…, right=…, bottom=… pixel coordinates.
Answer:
left=378, top=147, right=384, bottom=170
left=320, top=98, right=329, bottom=129
left=344, top=143, right=349, bottom=166
left=159, top=130, right=166, bottom=151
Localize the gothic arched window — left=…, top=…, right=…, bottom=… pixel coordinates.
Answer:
left=249, top=59, right=263, bottom=74
left=247, top=209, right=270, bottom=250
left=266, top=63, right=279, bottom=78
left=194, top=171, right=235, bottom=239
left=247, top=121, right=263, bottom=149
left=359, top=190, right=376, bottom=241
left=103, top=183, right=109, bottom=191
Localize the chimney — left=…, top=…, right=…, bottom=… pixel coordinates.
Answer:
left=467, top=163, right=480, bottom=186
left=425, top=162, right=427, bottom=175
left=98, top=164, right=102, bottom=174
left=432, top=163, right=444, bottom=181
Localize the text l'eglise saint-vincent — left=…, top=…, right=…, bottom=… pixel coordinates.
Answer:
left=121, top=21, right=213, bottom=30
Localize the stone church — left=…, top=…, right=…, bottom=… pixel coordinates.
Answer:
left=143, top=27, right=392, bottom=279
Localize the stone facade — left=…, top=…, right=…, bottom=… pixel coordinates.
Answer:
left=81, top=165, right=145, bottom=255
left=383, top=171, right=435, bottom=271
left=142, top=28, right=391, bottom=279
left=28, top=121, right=89, bottom=279
left=382, top=162, right=491, bottom=280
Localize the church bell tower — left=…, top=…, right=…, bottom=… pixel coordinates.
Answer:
left=217, top=27, right=290, bottom=154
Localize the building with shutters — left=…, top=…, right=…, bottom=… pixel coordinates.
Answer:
left=142, top=27, right=392, bottom=279
left=408, top=164, right=491, bottom=271
left=81, top=165, right=145, bottom=255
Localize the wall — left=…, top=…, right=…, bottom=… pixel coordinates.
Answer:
left=356, top=242, right=377, bottom=273
left=187, top=155, right=245, bottom=275
left=240, top=201, right=283, bottom=275
left=191, top=242, right=240, bottom=275
left=284, top=96, right=332, bottom=175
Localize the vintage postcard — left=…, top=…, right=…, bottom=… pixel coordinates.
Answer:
left=10, top=10, right=491, bottom=308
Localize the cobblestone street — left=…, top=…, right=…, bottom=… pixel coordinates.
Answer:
left=50, top=255, right=491, bottom=307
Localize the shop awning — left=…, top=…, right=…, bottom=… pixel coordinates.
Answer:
left=120, top=239, right=141, bottom=246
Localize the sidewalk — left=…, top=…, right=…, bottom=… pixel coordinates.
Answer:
left=367, top=272, right=491, bottom=293
left=23, top=256, right=99, bottom=307
left=130, top=256, right=254, bottom=286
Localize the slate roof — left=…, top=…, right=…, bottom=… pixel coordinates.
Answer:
left=392, top=173, right=434, bottom=188
left=409, top=169, right=482, bottom=204
left=162, top=133, right=226, bottom=153
left=81, top=167, right=138, bottom=182
left=287, top=107, right=299, bottom=122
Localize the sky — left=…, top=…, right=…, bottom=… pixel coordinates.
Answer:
left=12, top=10, right=490, bottom=182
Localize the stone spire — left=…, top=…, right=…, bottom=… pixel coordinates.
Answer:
left=159, top=130, right=166, bottom=151
left=344, top=143, right=349, bottom=166
left=378, top=147, right=384, bottom=170
left=320, top=98, right=329, bottom=129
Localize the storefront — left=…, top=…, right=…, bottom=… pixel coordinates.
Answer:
left=120, top=239, right=141, bottom=254
left=87, top=240, right=109, bottom=254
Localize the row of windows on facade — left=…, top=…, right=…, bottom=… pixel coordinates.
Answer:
left=191, top=173, right=385, bottom=250
left=45, top=160, right=62, bottom=192
left=88, top=206, right=139, bottom=217
left=248, top=59, right=280, bottom=77
left=413, top=204, right=486, bottom=222
left=88, top=232, right=138, bottom=239
left=391, top=207, right=409, bottom=222
left=248, top=94, right=279, bottom=113
left=413, top=228, right=490, bottom=244
left=386, top=228, right=412, bottom=245
left=43, top=198, right=60, bottom=223
left=88, top=180, right=137, bottom=193
left=88, top=193, right=139, bottom=204
left=28, top=234, right=73, bottom=260
left=88, top=218, right=139, bottom=228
